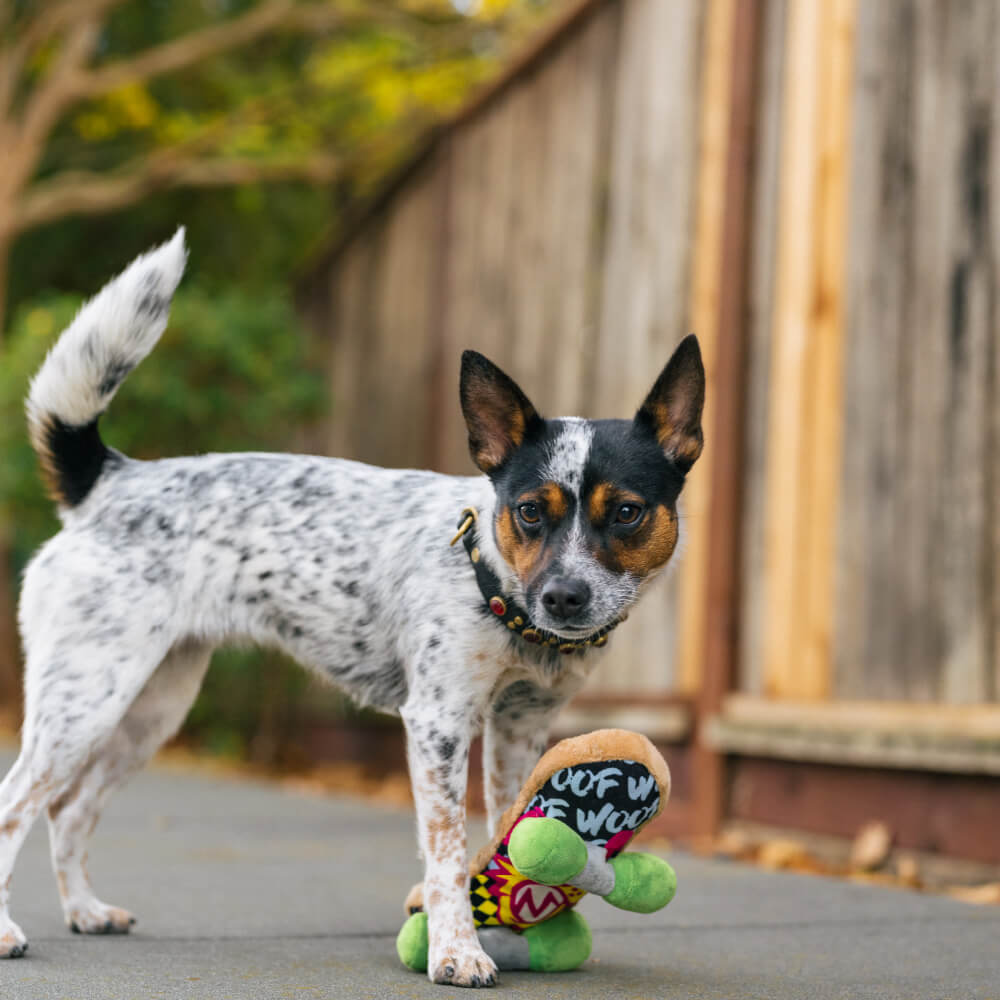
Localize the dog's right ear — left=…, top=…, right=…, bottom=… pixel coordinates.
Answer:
left=460, top=351, right=542, bottom=474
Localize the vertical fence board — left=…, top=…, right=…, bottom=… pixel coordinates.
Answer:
left=590, top=0, right=703, bottom=694
left=797, top=0, right=853, bottom=696
left=328, top=235, right=377, bottom=462
left=367, top=164, right=440, bottom=469
left=738, top=0, right=786, bottom=696
left=760, top=0, right=822, bottom=698
left=674, top=0, right=730, bottom=696
left=992, top=18, right=1000, bottom=702
left=835, top=0, right=915, bottom=699
left=910, top=0, right=995, bottom=703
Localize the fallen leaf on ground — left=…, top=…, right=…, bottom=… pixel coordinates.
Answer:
left=850, top=821, right=892, bottom=872
left=945, top=883, right=1000, bottom=905
left=757, top=838, right=811, bottom=870
left=714, top=829, right=756, bottom=860
left=895, top=854, right=921, bottom=888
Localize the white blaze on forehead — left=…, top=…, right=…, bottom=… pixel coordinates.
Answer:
left=541, top=418, right=593, bottom=495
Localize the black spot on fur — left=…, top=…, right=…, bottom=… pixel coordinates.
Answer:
left=44, top=417, right=111, bottom=506
left=137, top=272, right=167, bottom=318
left=98, top=358, right=136, bottom=396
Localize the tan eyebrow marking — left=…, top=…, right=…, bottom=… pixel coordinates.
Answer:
left=538, top=481, right=568, bottom=521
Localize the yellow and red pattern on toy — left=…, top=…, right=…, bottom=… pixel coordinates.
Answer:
left=470, top=806, right=635, bottom=930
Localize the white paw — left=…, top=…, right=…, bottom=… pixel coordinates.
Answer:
left=0, top=918, right=28, bottom=958
left=428, top=941, right=498, bottom=988
left=66, top=899, right=136, bottom=935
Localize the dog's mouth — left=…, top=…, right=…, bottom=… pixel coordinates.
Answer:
left=531, top=616, right=621, bottom=641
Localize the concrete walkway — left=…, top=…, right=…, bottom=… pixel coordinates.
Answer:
left=1, top=749, right=998, bottom=1000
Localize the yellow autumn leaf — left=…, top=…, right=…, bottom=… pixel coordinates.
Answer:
left=73, top=111, right=116, bottom=142
left=106, top=83, right=159, bottom=130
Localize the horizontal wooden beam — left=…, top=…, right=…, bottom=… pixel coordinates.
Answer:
left=722, top=694, right=1000, bottom=734
left=708, top=695, right=1000, bottom=774
left=554, top=701, right=692, bottom=743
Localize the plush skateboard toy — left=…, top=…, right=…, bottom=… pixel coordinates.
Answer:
left=397, top=729, right=676, bottom=973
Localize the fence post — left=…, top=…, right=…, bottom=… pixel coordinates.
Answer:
left=691, top=0, right=763, bottom=840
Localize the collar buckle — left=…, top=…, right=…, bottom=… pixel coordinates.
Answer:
left=450, top=506, right=478, bottom=547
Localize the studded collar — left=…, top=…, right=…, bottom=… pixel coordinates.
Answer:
left=451, top=507, right=624, bottom=654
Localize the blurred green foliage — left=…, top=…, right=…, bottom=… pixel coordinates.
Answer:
left=9, top=0, right=556, bottom=309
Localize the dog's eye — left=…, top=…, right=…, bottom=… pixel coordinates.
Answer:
left=616, top=503, right=643, bottom=525
left=517, top=502, right=541, bottom=525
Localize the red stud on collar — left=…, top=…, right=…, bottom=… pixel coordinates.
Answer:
left=489, top=596, right=507, bottom=617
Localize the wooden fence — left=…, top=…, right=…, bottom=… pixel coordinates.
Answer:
left=300, top=0, right=1000, bottom=853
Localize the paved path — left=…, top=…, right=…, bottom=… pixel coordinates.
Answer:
left=1, top=749, right=998, bottom=999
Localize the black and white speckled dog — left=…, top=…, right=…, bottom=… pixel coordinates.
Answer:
left=0, top=232, right=704, bottom=986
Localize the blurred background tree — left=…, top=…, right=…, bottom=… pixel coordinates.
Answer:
left=0, top=0, right=560, bottom=751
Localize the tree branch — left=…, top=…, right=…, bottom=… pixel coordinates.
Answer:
left=8, top=152, right=343, bottom=235
left=69, top=1, right=469, bottom=102
left=74, top=0, right=329, bottom=100
left=0, top=0, right=124, bottom=117
left=2, top=18, right=102, bottom=198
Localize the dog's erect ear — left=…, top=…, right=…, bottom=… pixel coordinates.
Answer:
left=460, top=351, right=542, bottom=474
left=635, top=334, right=705, bottom=473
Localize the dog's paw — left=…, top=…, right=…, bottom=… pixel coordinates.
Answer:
left=67, top=900, right=136, bottom=935
left=0, top=919, right=28, bottom=958
left=428, top=944, right=498, bottom=988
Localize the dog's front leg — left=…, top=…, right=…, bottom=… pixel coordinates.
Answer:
left=401, top=699, right=496, bottom=988
left=482, top=678, right=580, bottom=837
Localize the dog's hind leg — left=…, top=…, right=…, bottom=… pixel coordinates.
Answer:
left=0, top=634, right=176, bottom=957
left=46, top=640, right=212, bottom=935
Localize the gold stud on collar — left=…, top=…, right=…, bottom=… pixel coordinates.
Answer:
left=593, top=635, right=608, bottom=647
left=470, top=547, right=480, bottom=563
left=522, top=628, right=541, bottom=644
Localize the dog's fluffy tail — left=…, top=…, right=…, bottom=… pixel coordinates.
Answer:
left=26, top=228, right=187, bottom=508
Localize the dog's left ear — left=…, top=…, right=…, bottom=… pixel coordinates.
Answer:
left=635, top=334, right=705, bottom=473
left=460, top=351, right=542, bottom=474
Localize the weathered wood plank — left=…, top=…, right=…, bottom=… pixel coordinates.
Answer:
left=436, top=110, right=493, bottom=475
left=761, top=0, right=826, bottom=699
left=674, top=0, right=733, bottom=696
left=738, top=0, right=787, bottom=696
left=591, top=0, right=703, bottom=694
left=327, top=235, right=377, bottom=462
left=367, top=162, right=440, bottom=469
left=913, top=0, right=995, bottom=703
left=835, top=0, right=915, bottom=699
left=797, top=0, right=854, bottom=697
left=991, top=8, right=1000, bottom=703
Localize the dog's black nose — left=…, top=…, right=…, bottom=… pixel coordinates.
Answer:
left=541, top=577, right=591, bottom=620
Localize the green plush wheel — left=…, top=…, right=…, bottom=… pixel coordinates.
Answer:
left=524, top=908, right=592, bottom=971
left=396, top=911, right=429, bottom=972
left=395, top=908, right=592, bottom=974
left=605, top=853, right=677, bottom=913
left=507, top=817, right=588, bottom=886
